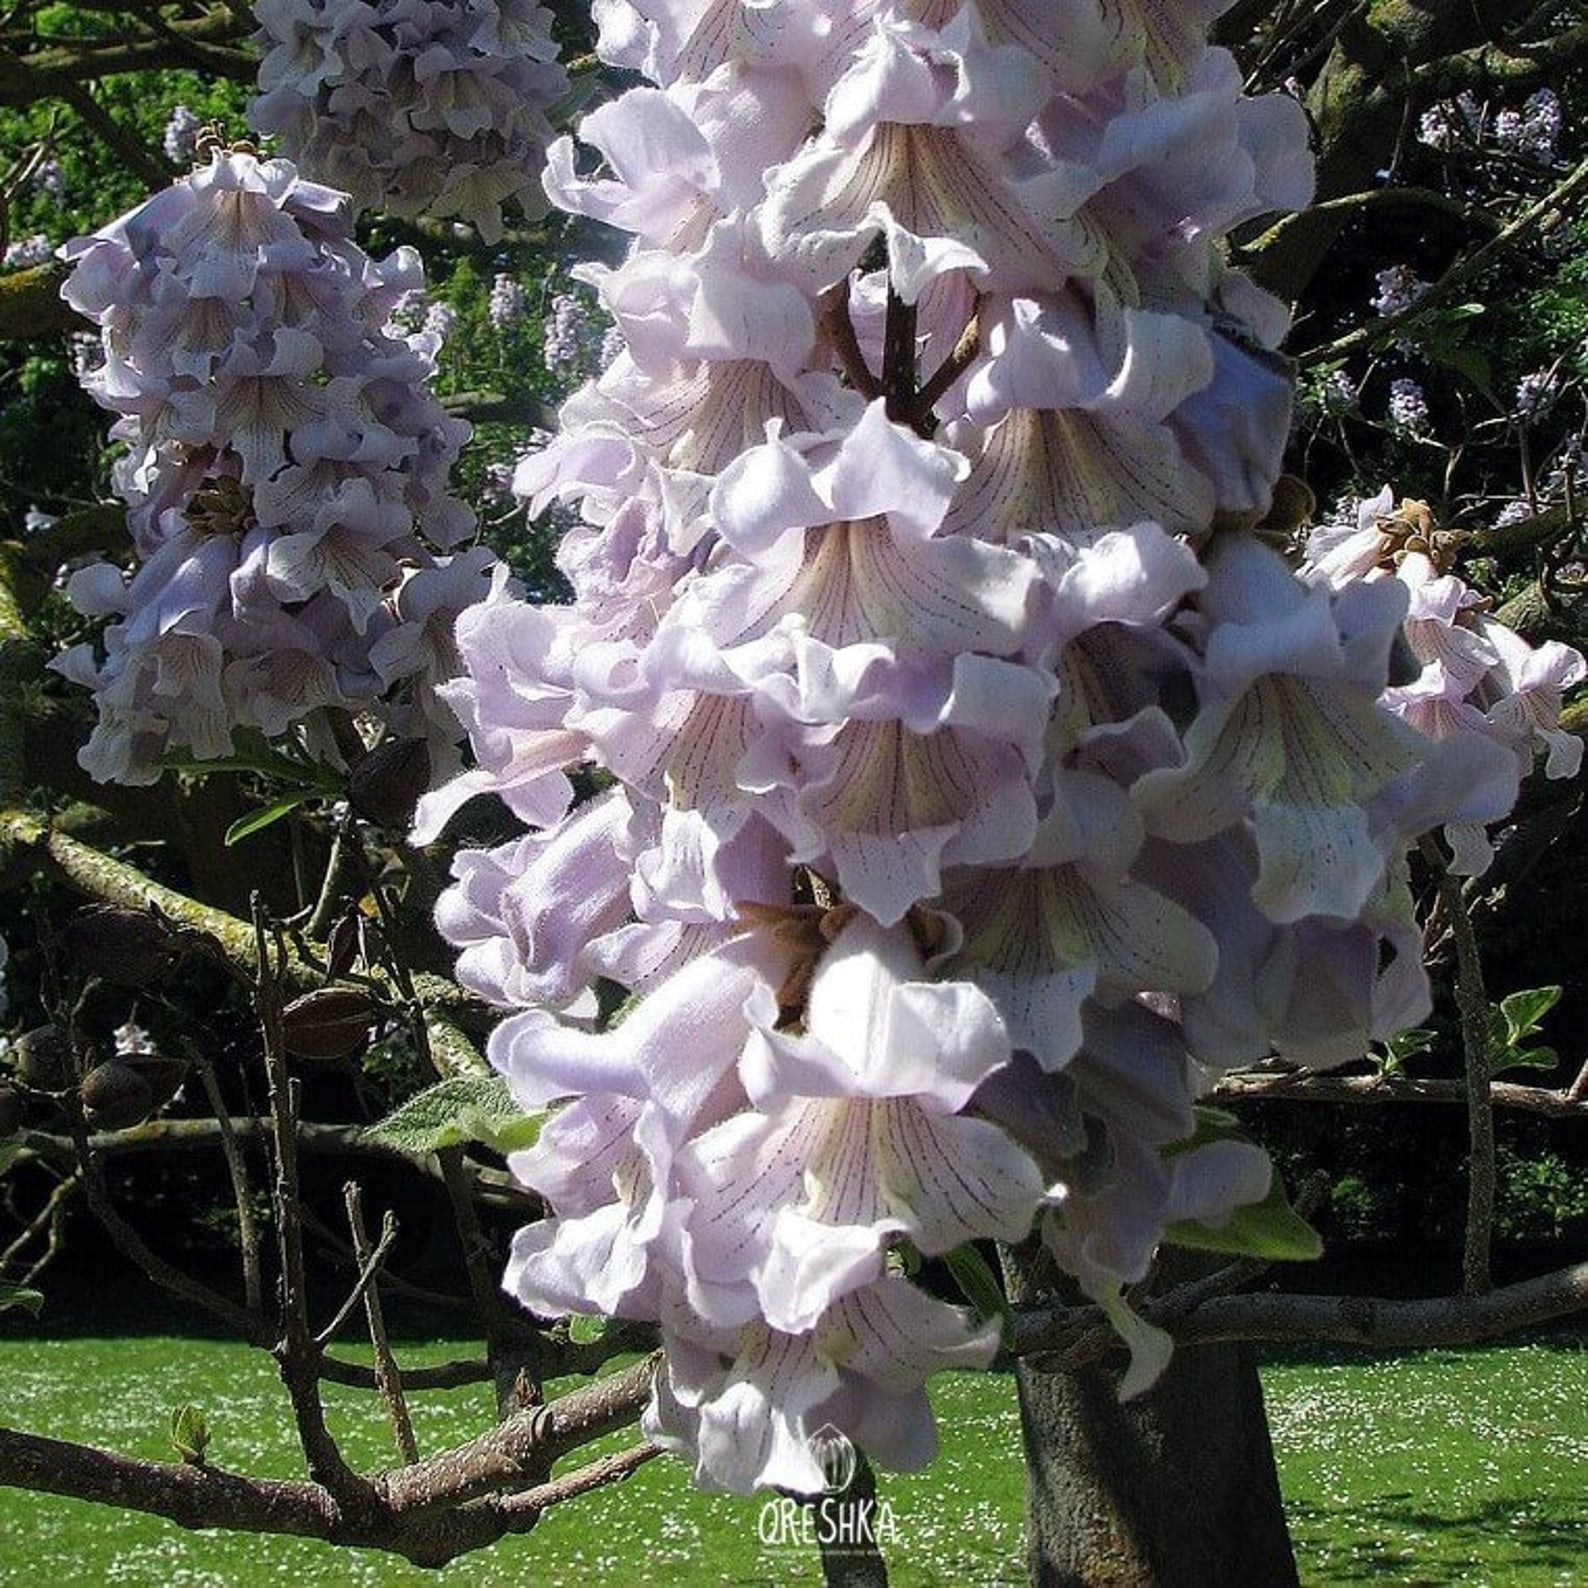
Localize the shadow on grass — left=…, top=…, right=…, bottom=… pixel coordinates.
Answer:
left=1286, top=1495, right=1582, bottom=1583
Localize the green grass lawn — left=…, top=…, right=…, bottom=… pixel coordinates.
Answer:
left=0, top=1333, right=1580, bottom=1585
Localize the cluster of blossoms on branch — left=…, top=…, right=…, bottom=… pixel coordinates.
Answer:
left=53, top=150, right=494, bottom=785
left=1304, top=488, right=1585, bottom=871
left=249, top=0, right=568, bottom=241
left=413, top=0, right=1588, bottom=1497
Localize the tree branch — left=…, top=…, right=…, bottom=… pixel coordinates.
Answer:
left=1013, top=1261, right=1588, bottom=1357
left=1212, top=1070, right=1588, bottom=1118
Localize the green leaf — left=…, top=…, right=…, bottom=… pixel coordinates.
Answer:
left=943, top=1243, right=1012, bottom=1347
left=0, top=1140, right=25, bottom=1178
left=1492, top=1044, right=1559, bottom=1077
left=363, top=1076, right=542, bottom=1155
left=1498, top=986, right=1562, bottom=1048
left=1165, top=1175, right=1323, bottom=1262
left=0, top=1279, right=43, bottom=1316
left=169, top=1403, right=210, bottom=1465
left=224, top=790, right=318, bottom=846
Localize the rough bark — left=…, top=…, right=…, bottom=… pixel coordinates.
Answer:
left=1017, top=1343, right=1297, bottom=1588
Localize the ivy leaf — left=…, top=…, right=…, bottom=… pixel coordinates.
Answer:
left=943, top=1243, right=1012, bottom=1347
left=363, top=1076, right=542, bottom=1155
left=1164, top=1175, right=1323, bottom=1262
left=224, top=790, right=318, bottom=847
left=0, top=1279, right=43, bottom=1316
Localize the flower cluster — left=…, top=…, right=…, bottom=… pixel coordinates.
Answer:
left=249, top=0, right=568, bottom=242
left=427, top=0, right=1553, bottom=1495
left=1418, top=88, right=1563, bottom=162
left=1304, top=487, right=1583, bottom=871
left=54, top=150, right=491, bottom=787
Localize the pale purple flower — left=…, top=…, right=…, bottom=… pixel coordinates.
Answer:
left=489, top=273, right=526, bottom=329
left=54, top=149, right=485, bottom=785
left=249, top=0, right=567, bottom=241
left=1515, top=369, right=1559, bottom=418
left=1371, top=265, right=1428, bottom=318
left=3, top=233, right=51, bottom=270
left=1389, top=377, right=1432, bottom=435
left=163, top=104, right=201, bottom=165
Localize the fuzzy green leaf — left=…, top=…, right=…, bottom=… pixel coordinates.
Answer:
left=363, top=1076, right=542, bottom=1155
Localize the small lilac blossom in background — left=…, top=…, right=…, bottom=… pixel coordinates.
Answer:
left=53, top=148, right=492, bottom=789
left=1515, top=368, right=1560, bottom=419
left=1372, top=265, right=1428, bottom=318
left=423, top=301, right=458, bottom=345
left=2, top=234, right=52, bottom=271
left=541, top=292, right=584, bottom=372
left=249, top=0, right=567, bottom=242
left=163, top=104, right=201, bottom=165
left=1496, top=90, right=1563, bottom=160
left=1389, top=377, right=1432, bottom=436
left=31, top=157, right=63, bottom=201
left=420, top=0, right=1580, bottom=1499
left=489, top=274, right=526, bottom=330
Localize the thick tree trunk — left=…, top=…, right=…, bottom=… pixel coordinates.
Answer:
left=1016, top=1342, right=1298, bottom=1588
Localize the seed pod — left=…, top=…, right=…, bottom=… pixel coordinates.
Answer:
left=349, top=737, right=431, bottom=830
left=121, top=1051, right=188, bottom=1110
left=81, top=1060, right=154, bottom=1132
left=281, top=987, right=376, bottom=1062
left=15, top=1025, right=76, bottom=1092
left=0, top=1085, right=21, bottom=1137
left=325, top=910, right=363, bottom=980
left=59, top=906, right=180, bottom=987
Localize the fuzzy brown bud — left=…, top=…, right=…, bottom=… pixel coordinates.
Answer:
left=0, top=1085, right=21, bottom=1137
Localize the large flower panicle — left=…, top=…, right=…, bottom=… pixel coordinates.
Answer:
left=54, top=150, right=491, bottom=787
left=249, top=0, right=568, bottom=242
left=428, top=0, right=1581, bottom=1495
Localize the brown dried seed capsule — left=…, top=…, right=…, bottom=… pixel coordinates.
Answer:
left=58, top=906, right=180, bottom=987
left=15, top=1025, right=76, bottom=1092
left=281, top=987, right=376, bottom=1062
left=0, top=1085, right=21, bottom=1137
left=349, top=737, right=432, bottom=830
left=81, top=1061, right=155, bottom=1132
left=121, top=1052, right=188, bottom=1109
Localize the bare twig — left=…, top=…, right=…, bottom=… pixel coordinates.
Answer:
left=1420, top=835, right=1496, bottom=1296
left=253, top=900, right=368, bottom=1507
left=314, top=1197, right=399, bottom=1351
left=494, top=1440, right=661, bottom=1518
left=341, top=1182, right=419, bottom=1464
left=188, top=1046, right=264, bottom=1316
